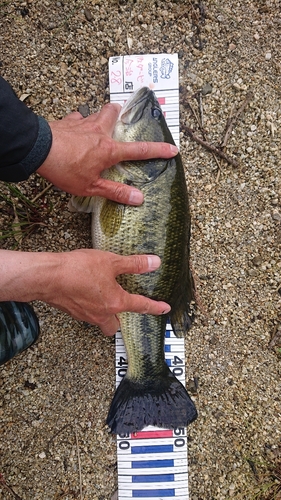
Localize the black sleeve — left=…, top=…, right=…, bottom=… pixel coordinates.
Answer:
left=0, top=76, right=52, bottom=182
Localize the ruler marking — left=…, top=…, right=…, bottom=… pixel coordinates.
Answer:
left=132, top=474, right=174, bottom=483
left=131, top=430, right=173, bottom=439
left=119, top=465, right=188, bottom=473
left=131, top=445, right=173, bottom=454
left=118, top=452, right=187, bottom=461
left=132, top=489, right=175, bottom=497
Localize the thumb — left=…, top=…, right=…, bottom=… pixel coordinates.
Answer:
left=97, top=314, right=120, bottom=336
left=63, top=111, right=84, bottom=122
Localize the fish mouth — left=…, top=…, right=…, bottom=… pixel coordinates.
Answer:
left=120, top=87, right=158, bottom=125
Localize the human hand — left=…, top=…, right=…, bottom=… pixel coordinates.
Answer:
left=37, top=104, right=178, bottom=205
left=42, top=250, right=171, bottom=336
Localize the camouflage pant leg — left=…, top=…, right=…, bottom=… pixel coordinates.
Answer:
left=0, top=301, right=40, bottom=365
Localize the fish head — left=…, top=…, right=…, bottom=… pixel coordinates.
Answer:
left=113, top=87, right=175, bottom=185
left=114, top=87, right=171, bottom=143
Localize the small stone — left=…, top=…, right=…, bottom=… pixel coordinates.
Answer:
left=265, top=52, right=272, bottom=60
left=233, top=82, right=241, bottom=90
left=248, top=269, right=258, bottom=277
left=84, top=8, right=93, bottom=22
left=196, top=215, right=205, bottom=221
left=201, top=83, right=213, bottom=95
left=187, top=378, right=198, bottom=394
left=229, top=483, right=236, bottom=496
left=60, top=62, right=68, bottom=75
left=39, top=452, right=46, bottom=459
left=272, top=211, right=281, bottom=222
left=252, top=256, right=262, bottom=267
left=78, top=103, right=90, bottom=117
left=228, top=43, right=236, bottom=51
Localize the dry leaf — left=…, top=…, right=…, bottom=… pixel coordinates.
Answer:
left=12, top=201, right=23, bottom=247
left=19, top=93, right=31, bottom=102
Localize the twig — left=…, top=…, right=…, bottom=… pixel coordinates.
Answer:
left=187, top=101, right=202, bottom=131
left=45, top=423, right=72, bottom=456
left=31, top=183, right=52, bottom=203
left=75, top=424, right=83, bottom=500
left=198, top=92, right=204, bottom=128
left=187, top=97, right=223, bottom=179
left=215, top=159, right=222, bottom=183
left=189, top=261, right=210, bottom=323
left=182, top=123, right=239, bottom=167
left=221, top=92, right=254, bottom=149
left=0, top=474, right=23, bottom=500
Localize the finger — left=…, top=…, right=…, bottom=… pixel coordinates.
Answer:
left=114, top=254, right=162, bottom=276
left=93, top=102, right=122, bottom=135
left=63, top=111, right=84, bottom=122
left=114, top=140, right=178, bottom=164
left=87, top=178, right=144, bottom=206
left=124, top=293, right=171, bottom=316
left=97, top=314, right=120, bottom=336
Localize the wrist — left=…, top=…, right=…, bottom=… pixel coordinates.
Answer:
left=0, top=250, right=62, bottom=303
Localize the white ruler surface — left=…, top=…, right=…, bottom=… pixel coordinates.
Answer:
left=109, top=54, right=189, bottom=500
left=109, top=53, right=180, bottom=147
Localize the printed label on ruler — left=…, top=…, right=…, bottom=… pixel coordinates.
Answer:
left=109, top=53, right=180, bottom=148
left=109, top=54, right=178, bottom=94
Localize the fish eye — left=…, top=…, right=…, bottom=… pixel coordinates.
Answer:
left=151, top=108, right=162, bottom=120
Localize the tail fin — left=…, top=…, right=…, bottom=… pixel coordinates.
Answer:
left=106, top=367, right=197, bottom=434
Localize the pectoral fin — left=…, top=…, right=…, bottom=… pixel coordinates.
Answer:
left=170, top=268, right=196, bottom=337
left=171, top=306, right=195, bottom=337
left=68, top=196, right=96, bottom=213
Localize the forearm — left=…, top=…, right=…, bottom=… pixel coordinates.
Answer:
left=0, top=249, right=61, bottom=302
left=0, top=76, right=52, bottom=182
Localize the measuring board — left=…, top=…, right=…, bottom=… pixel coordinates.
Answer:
left=109, top=54, right=190, bottom=500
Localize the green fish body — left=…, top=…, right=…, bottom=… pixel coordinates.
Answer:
left=71, top=87, right=197, bottom=433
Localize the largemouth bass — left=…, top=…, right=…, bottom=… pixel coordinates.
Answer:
left=71, top=87, right=198, bottom=434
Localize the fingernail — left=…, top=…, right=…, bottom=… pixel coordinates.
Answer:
left=147, top=255, right=161, bottom=271
left=129, top=189, right=144, bottom=205
left=170, top=145, right=178, bottom=155
left=162, top=307, right=171, bottom=314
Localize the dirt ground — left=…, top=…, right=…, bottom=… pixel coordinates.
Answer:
left=0, top=1, right=280, bottom=499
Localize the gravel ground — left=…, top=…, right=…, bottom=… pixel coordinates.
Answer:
left=0, top=1, right=280, bottom=499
